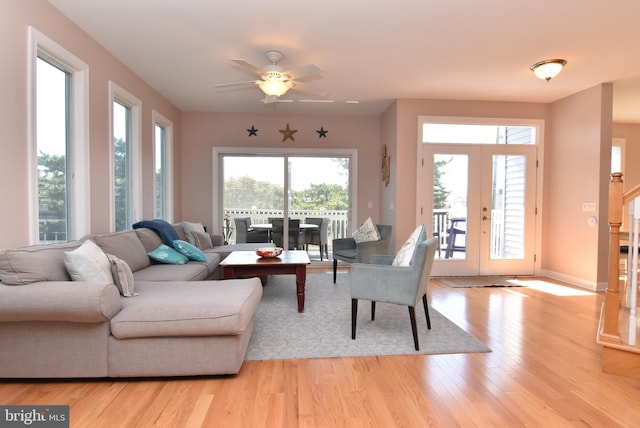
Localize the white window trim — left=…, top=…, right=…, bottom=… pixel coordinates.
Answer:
left=211, top=147, right=357, bottom=235
left=416, top=115, right=545, bottom=275
left=109, top=81, right=142, bottom=231
left=28, top=26, right=90, bottom=244
left=152, top=110, right=174, bottom=222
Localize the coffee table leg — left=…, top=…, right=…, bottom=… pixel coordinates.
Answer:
left=296, top=265, right=306, bottom=312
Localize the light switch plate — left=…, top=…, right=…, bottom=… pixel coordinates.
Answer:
left=582, top=202, right=596, bottom=212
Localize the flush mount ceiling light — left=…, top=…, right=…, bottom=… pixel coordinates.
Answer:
left=530, top=59, right=567, bottom=81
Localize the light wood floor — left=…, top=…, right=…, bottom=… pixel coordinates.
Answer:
left=2, top=273, right=640, bottom=427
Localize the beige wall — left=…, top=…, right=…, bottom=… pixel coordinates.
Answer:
left=0, top=0, right=181, bottom=248
left=179, top=112, right=381, bottom=233
left=543, top=84, right=612, bottom=289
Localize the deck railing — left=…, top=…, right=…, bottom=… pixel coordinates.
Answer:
left=224, top=209, right=350, bottom=246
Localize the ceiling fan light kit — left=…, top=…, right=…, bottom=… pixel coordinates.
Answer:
left=215, top=49, right=326, bottom=103
left=258, top=79, right=293, bottom=97
left=530, top=59, right=567, bottom=81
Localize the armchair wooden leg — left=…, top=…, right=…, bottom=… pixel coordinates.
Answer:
left=408, top=306, right=420, bottom=351
left=351, top=299, right=358, bottom=339
left=371, top=301, right=376, bottom=320
left=422, top=294, right=431, bottom=330
left=333, top=259, right=338, bottom=283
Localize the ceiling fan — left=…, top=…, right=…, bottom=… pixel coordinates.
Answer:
left=214, top=50, right=324, bottom=103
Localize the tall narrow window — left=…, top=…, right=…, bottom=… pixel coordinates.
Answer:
left=113, top=100, right=132, bottom=231
left=36, top=57, right=71, bottom=243
left=153, top=110, right=173, bottom=221
left=31, top=27, right=89, bottom=244
left=109, top=82, right=141, bottom=231
left=155, top=124, right=166, bottom=219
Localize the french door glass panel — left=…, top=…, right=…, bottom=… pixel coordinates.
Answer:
left=425, top=144, right=535, bottom=276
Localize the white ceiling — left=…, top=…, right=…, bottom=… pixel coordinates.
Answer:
left=48, top=0, right=640, bottom=121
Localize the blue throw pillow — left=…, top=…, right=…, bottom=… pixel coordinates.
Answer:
left=148, top=244, right=188, bottom=265
left=173, top=239, right=207, bottom=262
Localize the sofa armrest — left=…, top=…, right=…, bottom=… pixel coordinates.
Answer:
left=0, top=282, right=122, bottom=323
left=210, top=234, right=224, bottom=247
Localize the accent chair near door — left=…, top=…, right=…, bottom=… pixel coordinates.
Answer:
left=350, top=227, right=437, bottom=351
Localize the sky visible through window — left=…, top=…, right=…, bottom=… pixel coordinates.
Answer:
left=224, top=156, right=348, bottom=191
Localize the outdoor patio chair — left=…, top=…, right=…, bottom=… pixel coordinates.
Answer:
left=304, top=217, right=330, bottom=260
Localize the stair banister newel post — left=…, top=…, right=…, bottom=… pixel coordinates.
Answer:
left=603, top=172, right=623, bottom=343
left=629, top=198, right=639, bottom=345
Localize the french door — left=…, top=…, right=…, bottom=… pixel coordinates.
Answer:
left=422, top=144, right=537, bottom=276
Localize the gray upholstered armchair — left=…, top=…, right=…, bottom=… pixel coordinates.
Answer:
left=332, top=224, right=392, bottom=283
left=350, top=232, right=437, bottom=351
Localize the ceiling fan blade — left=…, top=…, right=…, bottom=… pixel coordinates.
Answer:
left=230, top=58, right=263, bottom=77
left=291, top=81, right=328, bottom=98
left=288, top=64, right=322, bottom=82
left=214, top=80, right=257, bottom=88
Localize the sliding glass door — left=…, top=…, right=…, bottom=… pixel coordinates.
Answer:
left=216, top=150, right=354, bottom=258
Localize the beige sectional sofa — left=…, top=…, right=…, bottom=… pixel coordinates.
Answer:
left=0, top=223, right=273, bottom=378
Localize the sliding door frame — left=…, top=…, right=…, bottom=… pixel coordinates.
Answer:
left=211, top=147, right=358, bottom=236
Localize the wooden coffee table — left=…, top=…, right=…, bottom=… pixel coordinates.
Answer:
left=220, top=250, right=311, bottom=312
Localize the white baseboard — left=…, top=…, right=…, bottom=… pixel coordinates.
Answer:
left=540, top=269, right=606, bottom=292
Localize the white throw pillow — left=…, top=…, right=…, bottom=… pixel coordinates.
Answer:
left=352, top=217, right=381, bottom=243
left=64, top=240, right=113, bottom=283
left=181, top=221, right=206, bottom=245
left=392, top=225, right=425, bottom=267
left=107, top=254, right=138, bottom=297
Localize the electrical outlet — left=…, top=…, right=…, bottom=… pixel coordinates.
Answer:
left=582, top=202, right=596, bottom=212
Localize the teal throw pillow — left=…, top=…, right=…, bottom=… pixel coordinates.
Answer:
left=148, top=244, right=188, bottom=265
left=173, top=239, right=207, bottom=262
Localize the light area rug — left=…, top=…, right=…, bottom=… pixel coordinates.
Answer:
left=245, top=273, right=491, bottom=360
left=438, top=276, right=526, bottom=288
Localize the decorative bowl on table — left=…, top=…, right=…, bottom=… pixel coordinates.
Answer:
left=256, top=247, right=283, bottom=258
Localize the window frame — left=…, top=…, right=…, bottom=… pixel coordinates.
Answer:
left=152, top=110, right=174, bottom=222
left=211, top=147, right=357, bottom=235
left=28, top=27, right=90, bottom=244
left=109, top=81, right=142, bottom=231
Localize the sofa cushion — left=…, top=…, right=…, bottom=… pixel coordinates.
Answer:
left=64, top=240, right=113, bottom=283
left=193, top=231, right=213, bottom=250
left=132, top=262, right=209, bottom=282
left=92, top=230, right=151, bottom=272
left=181, top=221, right=206, bottom=245
left=106, top=254, right=138, bottom=297
left=0, top=241, right=81, bottom=285
left=134, top=228, right=163, bottom=253
left=173, top=240, right=206, bottom=262
left=110, top=279, right=263, bottom=339
left=148, top=244, right=188, bottom=265
left=173, top=224, right=188, bottom=241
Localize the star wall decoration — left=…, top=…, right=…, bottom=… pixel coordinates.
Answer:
left=316, top=127, right=328, bottom=138
left=279, top=123, right=297, bottom=142
left=247, top=125, right=258, bottom=137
